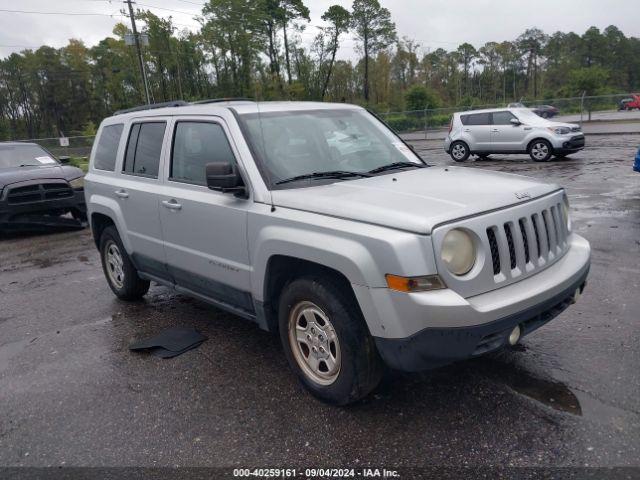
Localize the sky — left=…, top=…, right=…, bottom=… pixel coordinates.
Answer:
left=1, top=0, right=639, bottom=60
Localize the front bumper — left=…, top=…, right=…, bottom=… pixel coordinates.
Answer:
left=0, top=187, right=86, bottom=230
left=362, top=233, right=590, bottom=371
left=552, top=134, right=585, bottom=153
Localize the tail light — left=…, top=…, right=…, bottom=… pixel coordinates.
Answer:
left=448, top=117, right=453, bottom=134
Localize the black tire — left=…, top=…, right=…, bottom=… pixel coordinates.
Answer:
left=278, top=275, right=383, bottom=405
left=99, top=225, right=150, bottom=300
left=555, top=153, right=570, bottom=159
left=528, top=139, right=553, bottom=162
left=477, top=153, right=490, bottom=160
left=449, top=141, right=470, bottom=162
left=540, top=112, right=548, bottom=118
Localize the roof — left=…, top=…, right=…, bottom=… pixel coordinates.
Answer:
left=455, top=107, right=531, bottom=115
left=105, top=100, right=363, bottom=123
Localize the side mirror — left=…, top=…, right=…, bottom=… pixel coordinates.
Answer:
left=510, top=118, right=521, bottom=126
left=205, top=162, right=247, bottom=197
left=58, top=155, right=71, bottom=164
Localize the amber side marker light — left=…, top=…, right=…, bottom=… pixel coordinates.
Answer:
left=385, top=274, right=446, bottom=292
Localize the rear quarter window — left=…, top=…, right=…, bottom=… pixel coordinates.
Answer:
left=93, top=124, right=124, bottom=171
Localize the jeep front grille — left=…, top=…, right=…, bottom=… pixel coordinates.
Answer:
left=487, top=201, right=568, bottom=279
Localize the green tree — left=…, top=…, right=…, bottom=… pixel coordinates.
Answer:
left=350, top=0, right=396, bottom=102
left=404, top=85, right=441, bottom=111
left=320, top=5, right=351, bottom=99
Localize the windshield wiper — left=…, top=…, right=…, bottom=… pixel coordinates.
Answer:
left=367, top=161, right=426, bottom=174
left=275, top=170, right=372, bottom=185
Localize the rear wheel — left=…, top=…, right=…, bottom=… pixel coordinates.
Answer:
left=450, top=141, right=470, bottom=162
left=555, top=153, right=570, bottom=159
left=529, top=139, right=553, bottom=162
left=278, top=276, right=383, bottom=405
left=99, top=226, right=150, bottom=300
left=477, top=153, right=490, bottom=160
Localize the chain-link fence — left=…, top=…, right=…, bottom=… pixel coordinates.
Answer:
left=9, top=93, right=640, bottom=156
left=378, top=93, right=640, bottom=135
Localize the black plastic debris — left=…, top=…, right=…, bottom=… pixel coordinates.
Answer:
left=129, top=326, right=207, bottom=359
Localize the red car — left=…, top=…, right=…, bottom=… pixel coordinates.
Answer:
left=619, top=94, right=640, bottom=110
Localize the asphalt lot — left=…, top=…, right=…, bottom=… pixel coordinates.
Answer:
left=0, top=133, right=639, bottom=470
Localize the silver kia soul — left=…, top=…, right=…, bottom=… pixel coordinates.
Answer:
left=444, top=108, right=585, bottom=162
left=85, top=100, right=590, bottom=405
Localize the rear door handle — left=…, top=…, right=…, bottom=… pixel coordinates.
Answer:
left=491, top=129, right=499, bottom=132
left=162, top=199, right=182, bottom=211
left=463, top=128, right=471, bottom=132
left=114, top=189, right=129, bottom=199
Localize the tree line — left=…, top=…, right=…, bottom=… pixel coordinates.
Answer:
left=0, top=0, right=639, bottom=139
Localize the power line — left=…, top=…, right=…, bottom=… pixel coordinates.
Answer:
left=0, top=8, right=116, bottom=16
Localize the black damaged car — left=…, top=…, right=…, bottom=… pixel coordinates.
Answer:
left=0, top=142, right=86, bottom=231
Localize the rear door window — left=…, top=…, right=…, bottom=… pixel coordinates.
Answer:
left=461, top=113, right=490, bottom=126
left=94, top=124, right=123, bottom=171
left=123, top=122, right=166, bottom=178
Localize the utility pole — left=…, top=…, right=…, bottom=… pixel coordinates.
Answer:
left=125, top=0, right=151, bottom=105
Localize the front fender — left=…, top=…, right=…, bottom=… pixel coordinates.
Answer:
left=251, top=224, right=378, bottom=301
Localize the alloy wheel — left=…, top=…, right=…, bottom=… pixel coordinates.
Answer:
left=105, top=240, right=125, bottom=289
left=451, top=143, right=466, bottom=160
left=288, top=301, right=341, bottom=386
left=531, top=142, right=549, bottom=160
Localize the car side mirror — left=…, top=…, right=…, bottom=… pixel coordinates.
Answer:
left=206, top=162, right=247, bottom=198
left=58, top=155, right=71, bottom=164
left=510, top=118, right=521, bottom=126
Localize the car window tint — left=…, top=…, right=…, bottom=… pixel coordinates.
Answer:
left=492, top=111, right=516, bottom=125
left=123, top=122, right=166, bottom=178
left=123, top=124, right=141, bottom=173
left=94, top=124, right=123, bottom=171
left=171, top=122, right=236, bottom=185
left=464, top=113, right=490, bottom=125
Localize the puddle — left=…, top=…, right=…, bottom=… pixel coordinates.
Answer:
left=477, top=358, right=582, bottom=415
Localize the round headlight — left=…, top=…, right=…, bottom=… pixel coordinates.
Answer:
left=441, top=229, right=476, bottom=276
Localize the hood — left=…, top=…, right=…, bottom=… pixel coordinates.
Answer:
left=0, top=164, right=83, bottom=190
left=272, top=167, right=560, bottom=234
left=522, top=116, right=580, bottom=130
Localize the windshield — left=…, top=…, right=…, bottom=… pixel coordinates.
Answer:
left=0, top=144, right=57, bottom=168
left=238, top=108, right=423, bottom=186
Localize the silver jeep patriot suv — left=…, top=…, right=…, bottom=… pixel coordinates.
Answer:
left=85, top=100, right=591, bottom=405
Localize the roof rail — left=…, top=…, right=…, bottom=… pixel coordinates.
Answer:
left=191, top=97, right=254, bottom=104
left=114, top=100, right=189, bottom=115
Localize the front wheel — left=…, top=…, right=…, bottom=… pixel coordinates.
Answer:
left=278, top=276, right=383, bottom=405
left=99, top=226, right=150, bottom=300
left=450, top=141, right=470, bottom=162
left=529, top=139, right=553, bottom=162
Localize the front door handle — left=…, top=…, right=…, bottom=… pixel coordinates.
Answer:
left=491, top=129, right=499, bottom=132
left=162, top=199, right=182, bottom=211
left=463, top=128, right=471, bottom=132
left=114, top=189, right=129, bottom=199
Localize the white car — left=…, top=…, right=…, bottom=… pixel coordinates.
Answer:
left=444, top=108, right=585, bottom=162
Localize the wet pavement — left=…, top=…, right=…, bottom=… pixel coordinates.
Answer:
left=0, top=134, right=639, bottom=469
